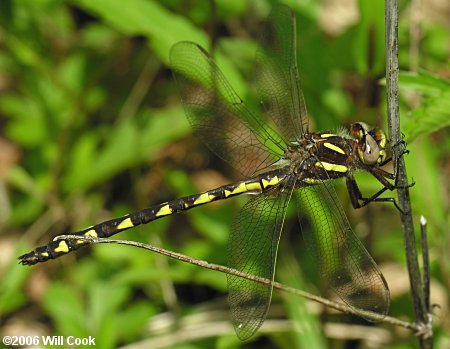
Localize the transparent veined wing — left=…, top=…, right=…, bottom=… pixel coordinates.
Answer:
left=228, top=177, right=295, bottom=340
left=295, top=181, right=390, bottom=317
left=171, top=41, right=285, bottom=177
left=254, top=4, right=309, bottom=142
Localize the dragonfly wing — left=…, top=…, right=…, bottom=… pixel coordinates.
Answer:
left=170, top=41, right=285, bottom=177
left=255, top=4, right=309, bottom=142
left=294, top=181, right=390, bottom=317
left=228, top=178, right=295, bottom=340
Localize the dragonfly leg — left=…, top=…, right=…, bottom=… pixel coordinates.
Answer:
left=347, top=134, right=414, bottom=213
left=379, top=136, right=409, bottom=168
left=346, top=171, right=415, bottom=214
left=346, top=173, right=403, bottom=211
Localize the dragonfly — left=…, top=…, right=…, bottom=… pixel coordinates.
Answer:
left=19, top=4, right=396, bottom=340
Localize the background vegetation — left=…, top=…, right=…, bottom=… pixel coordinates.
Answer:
left=0, top=0, right=448, bottom=348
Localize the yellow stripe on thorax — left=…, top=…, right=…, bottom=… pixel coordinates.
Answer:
left=315, top=161, right=348, bottom=173
left=323, top=142, right=345, bottom=155
left=320, top=133, right=336, bottom=138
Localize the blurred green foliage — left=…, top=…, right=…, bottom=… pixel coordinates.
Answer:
left=0, top=0, right=448, bottom=348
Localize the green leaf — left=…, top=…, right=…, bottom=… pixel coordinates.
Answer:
left=63, top=105, right=190, bottom=191
left=278, top=253, right=326, bottom=349
left=73, top=0, right=208, bottom=63
left=407, top=139, right=447, bottom=228
left=0, top=247, right=30, bottom=314
left=43, top=283, right=87, bottom=337
left=399, top=71, right=450, bottom=96
left=116, top=301, right=156, bottom=339
left=1, top=94, right=48, bottom=147
left=399, top=71, right=450, bottom=141
left=89, top=282, right=130, bottom=347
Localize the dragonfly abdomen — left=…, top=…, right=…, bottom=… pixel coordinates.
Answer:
left=19, top=170, right=287, bottom=265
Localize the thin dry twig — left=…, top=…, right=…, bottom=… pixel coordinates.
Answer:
left=56, top=234, right=420, bottom=332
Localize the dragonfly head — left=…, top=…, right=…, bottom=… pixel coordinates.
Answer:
left=350, top=122, right=389, bottom=165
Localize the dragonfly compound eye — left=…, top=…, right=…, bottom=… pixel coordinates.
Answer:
left=350, top=122, right=365, bottom=139
left=361, top=134, right=381, bottom=164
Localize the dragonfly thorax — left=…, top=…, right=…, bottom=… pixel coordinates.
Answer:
left=283, top=143, right=311, bottom=175
left=281, top=132, right=352, bottom=185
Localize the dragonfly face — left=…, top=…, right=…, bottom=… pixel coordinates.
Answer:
left=351, top=122, right=390, bottom=165
left=19, top=3, right=397, bottom=342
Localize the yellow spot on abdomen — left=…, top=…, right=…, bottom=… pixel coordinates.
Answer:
left=193, top=193, right=214, bottom=205
left=245, top=181, right=262, bottom=192
left=155, top=204, right=172, bottom=217
left=117, top=218, right=134, bottom=230
left=41, top=252, right=49, bottom=257
left=84, top=229, right=98, bottom=237
left=224, top=183, right=247, bottom=197
left=54, top=241, right=69, bottom=253
left=320, top=133, right=336, bottom=138
left=315, top=161, right=348, bottom=173
left=77, top=229, right=99, bottom=244
left=261, top=176, right=280, bottom=188
left=323, top=142, right=345, bottom=154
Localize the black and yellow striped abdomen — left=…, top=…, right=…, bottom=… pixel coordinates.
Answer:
left=19, top=169, right=287, bottom=265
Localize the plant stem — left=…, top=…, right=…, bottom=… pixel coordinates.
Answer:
left=385, top=0, right=433, bottom=347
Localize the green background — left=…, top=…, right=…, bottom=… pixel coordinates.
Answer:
left=0, top=0, right=448, bottom=348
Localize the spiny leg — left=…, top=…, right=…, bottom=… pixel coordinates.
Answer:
left=346, top=173, right=399, bottom=210
left=347, top=138, right=413, bottom=212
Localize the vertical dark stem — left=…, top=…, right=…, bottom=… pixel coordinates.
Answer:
left=420, top=216, right=430, bottom=313
left=385, top=0, right=432, bottom=347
